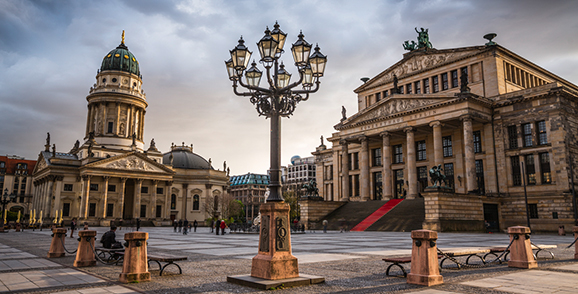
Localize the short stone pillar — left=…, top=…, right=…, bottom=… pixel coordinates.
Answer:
left=15, top=223, right=21, bottom=232
left=73, top=230, right=96, bottom=267
left=119, top=232, right=150, bottom=283
left=572, top=227, right=578, bottom=259
left=251, top=202, right=299, bottom=280
left=407, top=229, right=443, bottom=286
left=47, top=228, right=67, bottom=258
left=507, top=226, right=537, bottom=269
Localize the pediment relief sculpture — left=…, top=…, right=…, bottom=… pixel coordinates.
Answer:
left=36, top=159, right=48, bottom=171
left=106, top=157, right=156, bottom=171
left=350, top=98, right=441, bottom=124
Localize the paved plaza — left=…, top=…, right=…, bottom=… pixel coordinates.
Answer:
left=0, top=226, right=577, bottom=293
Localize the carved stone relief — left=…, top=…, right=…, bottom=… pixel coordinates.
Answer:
left=275, top=216, right=289, bottom=252
left=260, top=215, right=270, bottom=252
left=106, top=158, right=155, bottom=171
left=351, top=98, right=440, bottom=124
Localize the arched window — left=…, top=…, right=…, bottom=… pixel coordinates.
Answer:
left=193, top=195, right=200, bottom=211
left=171, top=194, right=176, bottom=210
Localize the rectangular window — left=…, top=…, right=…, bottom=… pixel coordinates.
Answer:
left=414, top=81, right=421, bottom=94
left=508, top=125, right=518, bottom=149
left=108, top=185, right=116, bottom=192
left=372, top=148, right=382, bottom=166
left=140, top=205, right=147, bottom=218
left=540, top=152, right=552, bottom=184
left=473, top=130, right=482, bottom=153
left=511, top=156, right=522, bottom=186
left=106, top=203, right=114, bottom=217
left=451, top=70, right=458, bottom=88
left=354, top=153, right=359, bottom=170
left=537, top=120, right=547, bottom=145
left=89, top=203, right=96, bottom=217
left=441, top=73, right=449, bottom=90
left=63, top=203, right=70, bottom=217
left=461, top=67, right=468, bottom=82
left=443, top=136, right=453, bottom=157
left=525, top=154, right=536, bottom=185
left=90, top=184, right=98, bottom=191
left=417, top=166, right=428, bottom=192
left=156, top=205, right=162, bottom=218
left=393, top=144, right=403, bottom=164
left=416, top=140, right=426, bottom=161
left=423, top=78, right=430, bottom=94
left=529, top=203, right=538, bottom=219
left=406, top=83, right=412, bottom=94
left=376, top=92, right=381, bottom=102
left=107, top=122, right=114, bottom=133
left=444, top=163, right=454, bottom=188
left=354, top=175, right=360, bottom=196
left=141, top=186, right=149, bottom=194
left=523, top=123, right=533, bottom=147
left=384, top=90, right=388, bottom=97
left=64, top=184, right=73, bottom=191
left=398, top=86, right=404, bottom=94
left=348, top=175, right=353, bottom=197
left=157, top=187, right=163, bottom=194
left=475, top=160, right=485, bottom=193
left=432, top=76, right=439, bottom=93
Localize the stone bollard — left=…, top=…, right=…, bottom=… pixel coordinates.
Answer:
left=407, top=229, right=443, bottom=286
left=573, top=226, right=578, bottom=259
left=507, top=226, right=537, bottom=269
left=47, top=228, right=67, bottom=258
left=73, top=230, right=96, bottom=267
left=559, top=225, right=566, bottom=236
left=119, top=232, right=150, bottom=283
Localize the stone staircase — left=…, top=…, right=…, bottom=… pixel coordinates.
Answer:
left=319, top=200, right=389, bottom=231
left=366, top=198, right=425, bottom=232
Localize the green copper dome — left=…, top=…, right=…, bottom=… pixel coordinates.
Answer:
left=100, top=42, right=140, bottom=76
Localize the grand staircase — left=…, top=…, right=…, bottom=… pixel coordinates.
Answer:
left=317, top=198, right=425, bottom=232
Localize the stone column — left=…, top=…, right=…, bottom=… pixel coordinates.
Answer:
left=126, top=105, right=132, bottom=138
left=82, top=175, right=91, bottom=219
left=381, top=132, right=392, bottom=200
left=102, top=102, right=107, bottom=134
left=164, top=181, right=173, bottom=219
left=332, top=149, right=340, bottom=200
left=115, top=103, right=120, bottom=135
left=118, top=178, right=127, bottom=219
left=462, top=116, right=477, bottom=192
left=53, top=176, right=63, bottom=217
left=359, top=136, right=370, bottom=201
left=140, top=110, right=145, bottom=141
left=430, top=121, right=443, bottom=167
left=181, top=184, right=189, bottom=220
left=151, top=180, right=158, bottom=219
left=85, top=105, right=91, bottom=137
left=340, top=140, right=350, bottom=201
left=102, top=176, right=110, bottom=218
left=405, top=127, right=417, bottom=199
left=134, top=179, right=142, bottom=219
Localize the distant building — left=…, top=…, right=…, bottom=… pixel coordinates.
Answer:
left=229, top=173, right=269, bottom=223
left=286, top=155, right=316, bottom=196
left=0, top=155, right=36, bottom=215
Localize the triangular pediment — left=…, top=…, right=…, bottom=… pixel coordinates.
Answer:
left=33, top=153, right=49, bottom=174
left=84, top=152, right=174, bottom=174
left=356, top=46, right=486, bottom=92
left=338, top=96, right=454, bottom=129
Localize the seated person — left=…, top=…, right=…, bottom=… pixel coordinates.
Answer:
left=100, top=225, right=123, bottom=249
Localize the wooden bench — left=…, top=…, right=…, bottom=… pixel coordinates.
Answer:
left=438, top=248, right=490, bottom=269
left=147, top=254, right=188, bottom=276
left=382, top=257, right=412, bottom=277
left=483, top=244, right=556, bottom=261
left=94, top=247, right=124, bottom=264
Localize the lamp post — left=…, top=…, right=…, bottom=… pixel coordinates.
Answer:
left=226, top=22, right=326, bottom=283
left=1, top=188, right=16, bottom=232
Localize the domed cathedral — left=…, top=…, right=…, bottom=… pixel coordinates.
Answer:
left=32, top=32, right=229, bottom=226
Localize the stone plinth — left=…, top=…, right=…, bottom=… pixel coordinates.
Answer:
left=15, top=223, right=21, bottom=232
left=119, top=232, right=150, bottom=283
left=507, top=226, right=537, bottom=269
left=407, top=229, right=443, bottom=286
left=47, top=228, right=67, bottom=258
left=422, top=190, right=484, bottom=232
left=73, top=230, right=96, bottom=267
left=573, top=226, right=578, bottom=259
left=251, top=202, right=298, bottom=280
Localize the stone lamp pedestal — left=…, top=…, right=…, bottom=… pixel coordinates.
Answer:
left=407, top=229, right=444, bottom=286
left=507, top=226, right=537, bottom=269
left=119, top=232, right=150, bottom=283
left=47, top=228, right=67, bottom=258
left=73, top=230, right=96, bottom=267
left=228, top=202, right=324, bottom=289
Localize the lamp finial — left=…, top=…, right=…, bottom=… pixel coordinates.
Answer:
left=121, top=30, right=125, bottom=44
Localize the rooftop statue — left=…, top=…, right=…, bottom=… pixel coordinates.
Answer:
left=403, top=27, right=433, bottom=51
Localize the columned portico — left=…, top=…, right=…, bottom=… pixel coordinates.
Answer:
left=381, top=132, right=392, bottom=200
left=461, top=115, right=477, bottom=192
left=359, top=136, right=370, bottom=201
left=340, top=140, right=350, bottom=201
left=405, top=127, right=417, bottom=199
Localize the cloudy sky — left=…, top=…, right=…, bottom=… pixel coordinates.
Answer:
left=1, top=0, right=578, bottom=176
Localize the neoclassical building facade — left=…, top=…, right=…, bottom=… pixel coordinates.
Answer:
left=313, top=33, right=578, bottom=231
left=32, top=34, right=229, bottom=225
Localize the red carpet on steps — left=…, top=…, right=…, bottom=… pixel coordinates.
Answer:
left=350, top=199, right=404, bottom=231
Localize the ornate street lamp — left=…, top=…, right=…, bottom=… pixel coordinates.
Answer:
left=226, top=23, right=327, bottom=284
left=1, top=188, right=16, bottom=232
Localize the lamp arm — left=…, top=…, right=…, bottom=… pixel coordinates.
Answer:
left=237, top=77, right=271, bottom=93
left=232, top=82, right=255, bottom=97
left=265, top=65, right=275, bottom=90
left=292, top=79, right=321, bottom=95
left=279, top=67, right=305, bottom=92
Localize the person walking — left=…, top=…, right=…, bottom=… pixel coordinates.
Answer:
left=173, top=219, right=178, bottom=232
left=178, top=219, right=183, bottom=233
left=70, top=218, right=77, bottom=238
left=118, top=218, right=123, bottom=231
left=193, top=220, right=198, bottom=232
left=183, top=219, right=189, bottom=235
left=215, top=219, right=221, bottom=235
left=220, top=220, right=227, bottom=235
left=210, top=219, right=214, bottom=233
left=323, top=219, right=328, bottom=233
left=136, top=218, right=141, bottom=231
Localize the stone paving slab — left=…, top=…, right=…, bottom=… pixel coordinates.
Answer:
left=461, top=270, right=578, bottom=293
left=0, top=251, right=36, bottom=260
left=52, top=285, right=140, bottom=293
left=0, top=268, right=105, bottom=292
left=0, top=258, right=61, bottom=271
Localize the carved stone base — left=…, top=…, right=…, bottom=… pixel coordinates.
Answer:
left=250, top=202, right=299, bottom=280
